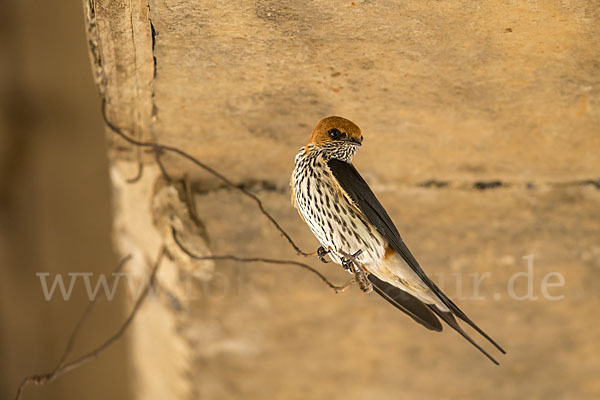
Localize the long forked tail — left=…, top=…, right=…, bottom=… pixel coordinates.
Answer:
left=430, top=280, right=506, bottom=355
left=426, top=304, right=500, bottom=365
left=368, top=275, right=504, bottom=365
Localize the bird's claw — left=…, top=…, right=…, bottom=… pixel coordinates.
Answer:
left=341, top=258, right=352, bottom=271
left=317, top=246, right=330, bottom=264
left=341, top=250, right=372, bottom=293
left=355, top=272, right=373, bottom=293
left=341, top=249, right=363, bottom=270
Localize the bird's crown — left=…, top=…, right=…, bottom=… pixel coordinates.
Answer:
left=306, top=116, right=363, bottom=147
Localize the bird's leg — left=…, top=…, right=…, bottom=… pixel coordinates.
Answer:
left=341, top=249, right=362, bottom=271
left=341, top=250, right=372, bottom=293
left=316, top=246, right=330, bottom=264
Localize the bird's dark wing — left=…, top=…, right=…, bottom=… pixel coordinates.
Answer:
left=368, top=275, right=442, bottom=331
left=328, top=159, right=505, bottom=359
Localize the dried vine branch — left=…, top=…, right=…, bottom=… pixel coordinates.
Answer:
left=14, top=248, right=166, bottom=400
left=102, top=99, right=312, bottom=256
left=171, top=228, right=352, bottom=293
left=53, top=255, right=132, bottom=370
left=102, top=98, right=351, bottom=290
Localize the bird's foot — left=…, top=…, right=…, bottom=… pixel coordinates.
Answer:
left=317, top=246, right=330, bottom=264
left=341, top=250, right=372, bottom=293
left=341, top=249, right=363, bottom=270
left=353, top=264, right=373, bottom=293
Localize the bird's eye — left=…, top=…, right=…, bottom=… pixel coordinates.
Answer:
left=328, top=128, right=341, bottom=140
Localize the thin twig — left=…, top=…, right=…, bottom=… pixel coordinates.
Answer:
left=154, top=148, right=172, bottom=182
left=53, top=255, right=132, bottom=370
left=171, top=227, right=352, bottom=293
left=14, top=248, right=166, bottom=400
left=102, top=99, right=312, bottom=256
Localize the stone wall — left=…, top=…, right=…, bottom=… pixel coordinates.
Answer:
left=87, top=1, right=600, bottom=399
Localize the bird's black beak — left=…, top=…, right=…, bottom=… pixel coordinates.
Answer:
left=349, top=137, right=362, bottom=146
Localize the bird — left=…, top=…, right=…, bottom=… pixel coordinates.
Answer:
left=290, top=116, right=505, bottom=364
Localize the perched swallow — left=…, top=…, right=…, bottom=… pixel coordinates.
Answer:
left=291, top=116, right=505, bottom=364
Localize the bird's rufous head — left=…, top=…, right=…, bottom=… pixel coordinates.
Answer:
left=306, top=116, right=363, bottom=148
